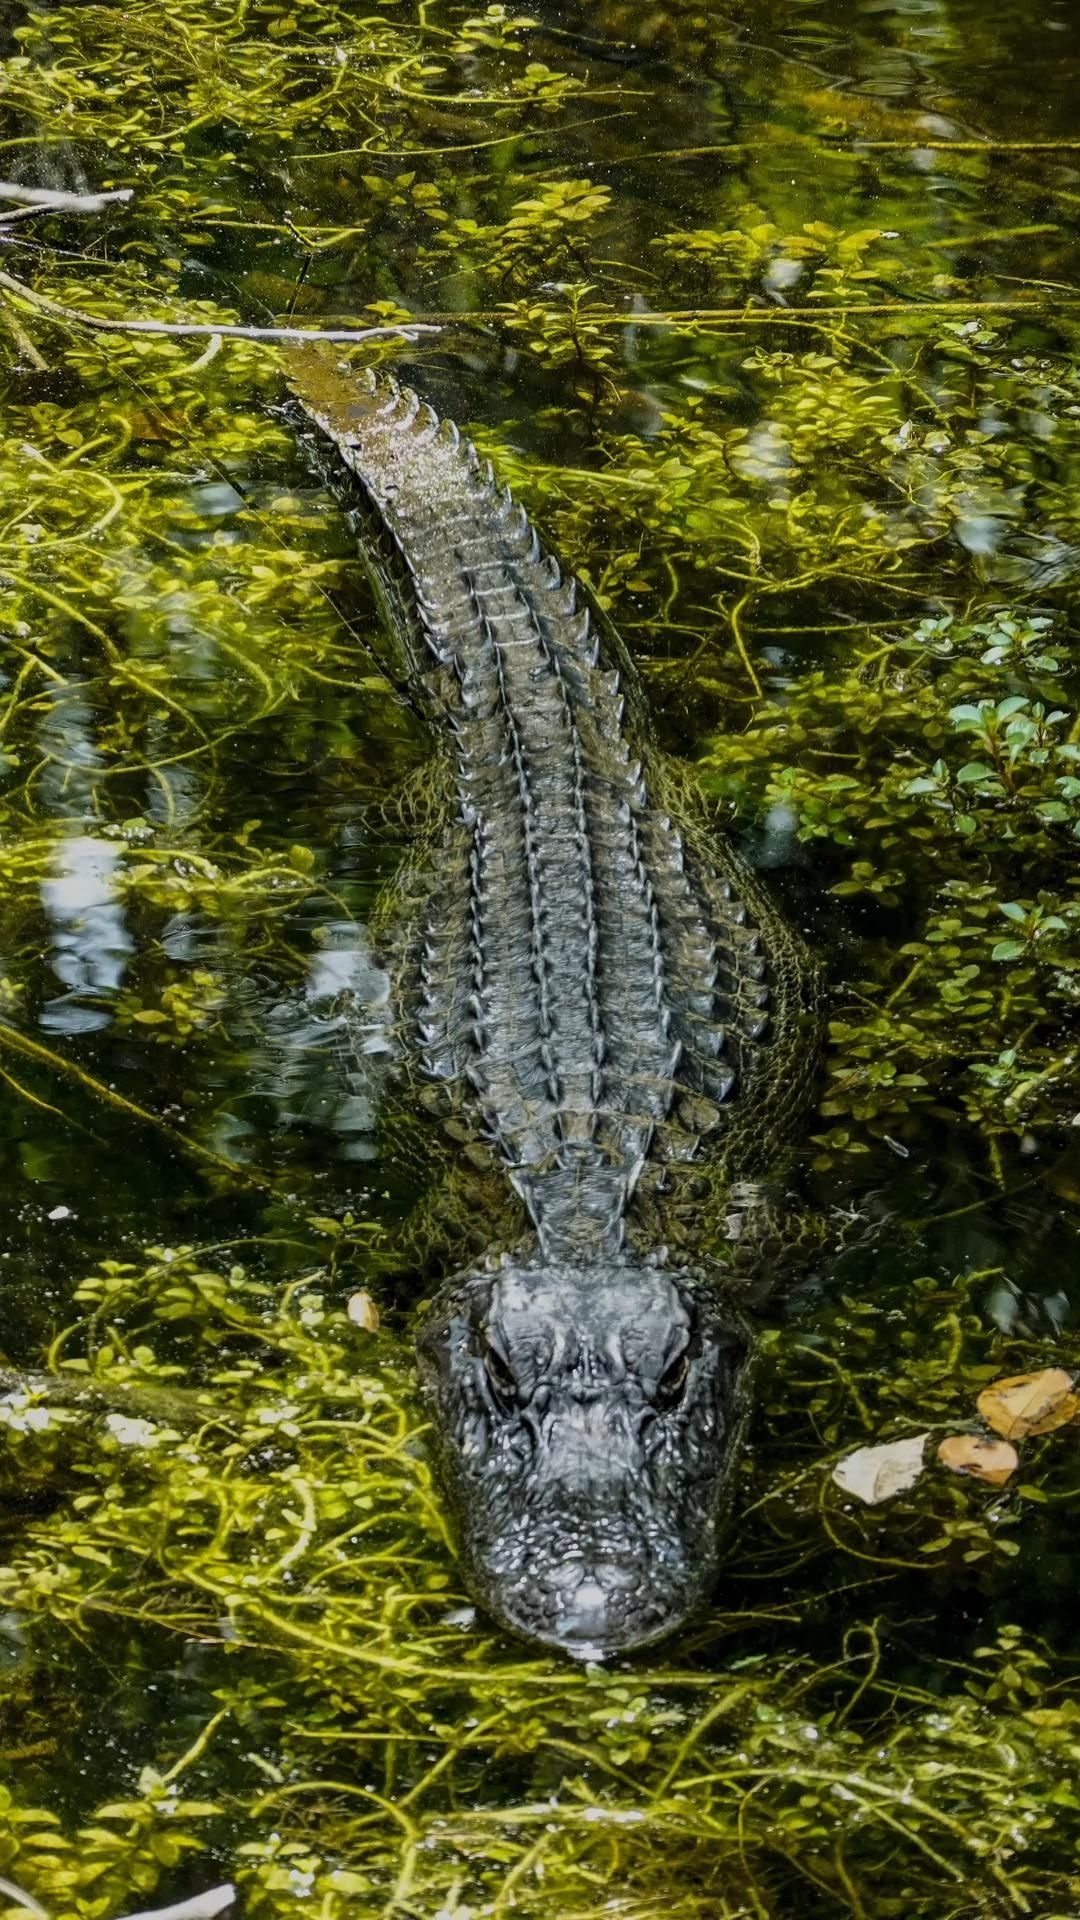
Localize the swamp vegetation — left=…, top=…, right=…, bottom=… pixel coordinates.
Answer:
left=1, top=0, right=1080, bottom=1914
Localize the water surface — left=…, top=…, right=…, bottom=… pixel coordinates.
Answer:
left=1, top=1, right=1080, bottom=1914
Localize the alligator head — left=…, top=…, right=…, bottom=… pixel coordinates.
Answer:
left=417, top=1256, right=752, bottom=1657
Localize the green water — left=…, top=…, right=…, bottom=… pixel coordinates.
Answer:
left=1, top=0, right=1080, bottom=1914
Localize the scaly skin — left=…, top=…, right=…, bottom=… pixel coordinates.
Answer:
left=288, top=352, right=821, bottom=1657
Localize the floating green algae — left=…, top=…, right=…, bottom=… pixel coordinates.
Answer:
left=1, top=1, right=1080, bottom=1916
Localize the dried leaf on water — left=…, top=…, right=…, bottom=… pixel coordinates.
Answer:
left=937, top=1433, right=1019, bottom=1486
left=346, top=1290, right=380, bottom=1332
left=832, top=1432, right=928, bottom=1505
left=975, top=1368, right=1077, bottom=1441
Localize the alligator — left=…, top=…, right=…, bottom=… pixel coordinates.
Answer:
left=287, top=352, right=821, bottom=1658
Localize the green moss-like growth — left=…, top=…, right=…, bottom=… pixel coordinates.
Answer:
left=1, top=0, right=1080, bottom=1914
left=1, top=1251, right=1079, bottom=1918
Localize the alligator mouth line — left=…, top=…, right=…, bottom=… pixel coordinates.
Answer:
left=288, top=348, right=821, bottom=1654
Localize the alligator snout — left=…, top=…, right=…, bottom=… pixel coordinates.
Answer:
left=418, top=1258, right=753, bottom=1655
left=542, top=1557, right=644, bottom=1655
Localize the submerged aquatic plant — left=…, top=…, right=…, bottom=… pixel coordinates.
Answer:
left=1, top=0, right=1080, bottom=1915
left=1, top=1248, right=1079, bottom=1920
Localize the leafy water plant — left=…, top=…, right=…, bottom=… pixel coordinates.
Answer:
left=1, top=1248, right=1079, bottom=1920
left=2, top=0, right=1080, bottom=1915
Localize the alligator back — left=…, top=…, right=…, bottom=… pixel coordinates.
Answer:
left=287, top=352, right=819, bottom=1269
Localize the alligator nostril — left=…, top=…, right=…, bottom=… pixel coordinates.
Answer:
left=546, top=1556, right=587, bottom=1595
left=548, top=1557, right=639, bottom=1592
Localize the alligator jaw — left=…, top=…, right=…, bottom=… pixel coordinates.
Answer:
left=417, top=1253, right=754, bottom=1656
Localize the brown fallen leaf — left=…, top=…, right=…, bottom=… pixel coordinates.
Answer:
left=346, top=1290, right=380, bottom=1333
left=976, top=1367, right=1077, bottom=1441
left=126, top=408, right=191, bottom=443
left=937, top=1433, right=1019, bottom=1487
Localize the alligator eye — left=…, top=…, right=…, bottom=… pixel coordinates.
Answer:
left=656, top=1350, right=689, bottom=1412
left=483, top=1341, right=517, bottom=1409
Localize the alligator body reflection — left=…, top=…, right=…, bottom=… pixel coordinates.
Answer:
left=289, top=354, right=820, bottom=1657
